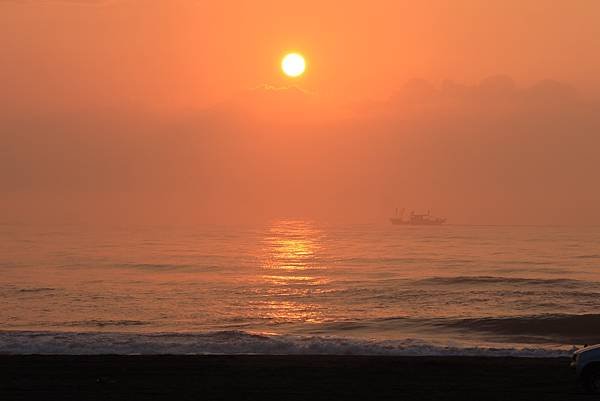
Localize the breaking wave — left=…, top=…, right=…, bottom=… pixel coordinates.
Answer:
left=0, top=330, right=572, bottom=357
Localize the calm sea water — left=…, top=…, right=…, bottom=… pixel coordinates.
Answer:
left=1, top=221, right=599, bottom=356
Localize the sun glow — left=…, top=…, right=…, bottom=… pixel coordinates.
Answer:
left=281, top=53, right=306, bottom=77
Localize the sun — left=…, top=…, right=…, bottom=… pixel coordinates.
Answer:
left=281, top=53, right=306, bottom=78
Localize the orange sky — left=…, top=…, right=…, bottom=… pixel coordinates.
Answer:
left=2, top=0, right=600, bottom=225
left=3, top=0, right=600, bottom=111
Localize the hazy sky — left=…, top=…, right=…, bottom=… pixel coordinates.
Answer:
left=2, top=0, right=600, bottom=225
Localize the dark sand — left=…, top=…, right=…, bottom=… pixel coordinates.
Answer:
left=0, top=355, right=591, bottom=400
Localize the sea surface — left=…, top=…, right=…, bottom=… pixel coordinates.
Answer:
left=1, top=222, right=599, bottom=356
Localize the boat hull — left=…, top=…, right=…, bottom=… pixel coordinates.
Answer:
left=389, top=218, right=446, bottom=226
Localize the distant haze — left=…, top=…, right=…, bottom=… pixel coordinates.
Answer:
left=2, top=1, right=600, bottom=225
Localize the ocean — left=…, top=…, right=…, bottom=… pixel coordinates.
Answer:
left=1, top=221, right=599, bottom=356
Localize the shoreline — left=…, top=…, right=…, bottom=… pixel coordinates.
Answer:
left=0, top=329, right=577, bottom=357
left=0, top=355, right=588, bottom=400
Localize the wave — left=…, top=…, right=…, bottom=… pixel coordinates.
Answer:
left=313, top=314, right=600, bottom=345
left=63, top=320, right=148, bottom=328
left=17, top=287, right=56, bottom=293
left=575, top=254, right=600, bottom=259
left=338, top=257, right=430, bottom=265
left=116, top=263, right=196, bottom=270
left=0, top=330, right=572, bottom=357
left=416, top=276, right=588, bottom=287
left=431, top=314, right=600, bottom=344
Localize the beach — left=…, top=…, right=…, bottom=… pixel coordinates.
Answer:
left=0, top=355, right=588, bottom=401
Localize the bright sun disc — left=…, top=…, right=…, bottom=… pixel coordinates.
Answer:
left=281, top=53, right=306, bottom=77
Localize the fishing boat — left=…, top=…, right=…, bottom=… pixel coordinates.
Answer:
left=390, top=208, right=446, bottom=225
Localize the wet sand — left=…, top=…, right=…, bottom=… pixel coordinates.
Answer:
left=0, top=355, right=590, bottom=400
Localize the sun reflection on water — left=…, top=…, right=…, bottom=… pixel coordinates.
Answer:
left=262, top=220, right=323, bottom=271
left=257, top=220, right=327, bottom=324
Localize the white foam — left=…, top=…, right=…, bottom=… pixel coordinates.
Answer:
left=0, top=330, right=572, bottom=357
